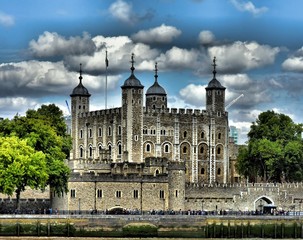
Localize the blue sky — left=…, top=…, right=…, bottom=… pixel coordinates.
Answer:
left=1, top=0, right=303, bottom=144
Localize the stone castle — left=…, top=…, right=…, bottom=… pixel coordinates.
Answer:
left=50, top=55, right=303, bottom=214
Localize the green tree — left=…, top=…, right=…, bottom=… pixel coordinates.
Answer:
left=0, top=136, right=48, bottom=210
left=237, top=110, right=303, bottom=182
left=0, top=104, right=71, bottom=196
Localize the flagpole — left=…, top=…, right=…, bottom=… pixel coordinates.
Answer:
left=105, top=49, right=108, bottom=109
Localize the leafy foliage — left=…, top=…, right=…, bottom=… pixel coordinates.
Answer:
left=236, top=110, right=303, bottom=182
left=0, top=104, right=71, bottom=197
left=0, top=136, right=48, bottom=209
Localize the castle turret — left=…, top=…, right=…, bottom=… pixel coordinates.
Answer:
left=205, top=57, right=226, bottom=114
left=70, top=64, right=91, bottom=160
left=121, top=54, right=144, bottom=163
left=168, top=161, right=186, bottom=211
left=145, top=62, right=167, bottom=111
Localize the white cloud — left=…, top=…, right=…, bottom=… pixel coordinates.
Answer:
left=0, top=11, right=14, bottom=27
left=230, top=0, right=268, bottom=16
left=198, top=30, right=215, bottom=45
left=132, top=24, right=181, bottom=44
left=109, top=0, right=133, bottom=24
left=208, top=41, right=279, bottom=73
left=29, top=31, right=96, bottom=57
left=282, top=57, right=303, bottom=72
left=179, top=84, right=206, bottom=107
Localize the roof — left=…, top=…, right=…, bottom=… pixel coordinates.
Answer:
left=70, top=81, right=91, bottom=97
left=205, top=77, right=226, bottom=90
left=121, top=73, right=144, bottom=89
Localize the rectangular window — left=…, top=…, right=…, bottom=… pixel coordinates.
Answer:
left=134, top=190, right=139, bottom=199
left=159, top=190, right=165, bottom=199
left=175, top=190, right=178, bottom=198
left=97, top=189, right=103, bottom=198
left=116, top=191, right=121, bottom=198
left=70, top=189, right=76, bottom=198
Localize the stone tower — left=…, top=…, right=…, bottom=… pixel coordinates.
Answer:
left=70, top=64, right=91, bottom=160
left=205, top=57, right=227, bottom=184
left=168, top=161, right=186, bottom=211
left=145, top=62, right=167, bottom=111
left=121, top=54, right=144, bottom=162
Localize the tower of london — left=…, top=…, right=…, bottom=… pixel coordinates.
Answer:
left=52, top=55, right=231, bottom=212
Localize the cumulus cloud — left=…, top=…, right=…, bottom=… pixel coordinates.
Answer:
left=198, top=30, right=215, bottom=45
left=230, top=0, right=268, bottom=16
left=132, top=24, right=181, bottom=44
left=0, top=11, right=14, bottom=27
left=109, top=0, right=154, bottom=24
left=282, top=57, right=303, bottom=72
left=179, top=84, right=207, bottom=107
left=208, top=41, right=280, bottom=73
left=29, top=31, right=96, bottom=58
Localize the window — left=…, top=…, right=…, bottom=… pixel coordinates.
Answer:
left=200, top=146, right=204, bottom=154
left=217, top=168, right=221, bottom=175
left=116, top=191, right=121, bottom=198
left=98, top=127, right=102, bottom=137
left=70, top=189, right=76, bottom=198
left=80, top=129, right=83, bottom=139
left=134, top=135, right=138, bottom=141
left=183, top=146, right=187, bottom=154
left=184, top=131, right=187, bottom=138
left=201, top=132, right=205, bottom=138
left=118, top=125, right=122, bottom=135
left=97, top=189, right=102, bottom=198
left=164, top=144, right=169, bottom=153
left=80, top=147, right=83, bottom=158
left=201, top=168, right=205, bottom=174
left=108, top=126, right=112, bottom=136
left=89, top=128, right=92, bottom=138
left=134, top=190, right=139, bottom=199
left=146, top=144, right=151, bottom=152
left=217, top=147, right=221, bottom=154
left=118, top=143, right=122, bottom=155
left=218, top=133, right=221, bottom=139
left=159, top=190, right=165, bottom=199
left=89, top=146, right=93, bottom=158
left=175, top=190, right=178, bottom=198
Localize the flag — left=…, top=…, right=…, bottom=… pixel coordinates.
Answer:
left=105, top=50, right=109, bottom=68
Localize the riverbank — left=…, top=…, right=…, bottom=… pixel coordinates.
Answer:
left=0, top=214, right=302, bottom=238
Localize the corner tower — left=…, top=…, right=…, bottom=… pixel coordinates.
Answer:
left=145, top=62, right=167, bottom=111
left=70, top=64, right=91, bottom=160
left=205, top=57, right=226, bottom=114
left=121, top=54, right=144, bottom=163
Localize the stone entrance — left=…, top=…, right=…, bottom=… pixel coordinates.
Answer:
left=254, top=195, right=276, bottom=214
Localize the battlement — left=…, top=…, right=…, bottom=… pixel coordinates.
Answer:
left=69, top=171, right=168, bottom=182
left=167, top=160, right=186, bottom=171
left=79, top=107, right=121, bottom=118
left=143, top=107, right=209, bottom=116
left=145, top=157, right=168, bottom=167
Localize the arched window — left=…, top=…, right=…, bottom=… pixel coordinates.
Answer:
left=218, top=133, right=221, bottom=139
left=98, top=127, right=102, bottom=137
left=118, top=126, right=122, bottom=135
left=164, top=144, right=169, bottom=153
left=184, top=131, right=187, bottom=138
left=80, top=147, right=83, bottom=158
left=108, top=145, right=112, bottom=157
left=200, top=146, right=204, bottom=154
left=89, top=146, right=93, bottom=158
left=217, top=147, right=221, bottom=154
left=217, top=168, right=221, bottom=175
left=118, top=143, right=122, bottom=155
left=108, top=126, right=112, bottom=136
left=201, top=168, right=205, bottom=174
left=155, top=169, right=159, bottom=175
left=153, top=105, right=156, bottom=109
left=201, top=132, right=204, bottom=138
left=183, top=146, right=187, bottom=154
left=146, top=143, right=151, bottom=152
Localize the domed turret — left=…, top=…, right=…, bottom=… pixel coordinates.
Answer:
left=145, top=62, right=167, bottom=111
left=70, top=64, right=91, bottom=97
left=121, top=53, right=144, bottom=89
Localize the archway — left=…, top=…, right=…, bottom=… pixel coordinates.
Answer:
left=107, top=206, right=127, bottom=215
left=254, top=195, right=276, bottom=214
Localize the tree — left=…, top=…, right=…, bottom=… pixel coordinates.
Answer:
left=236, top=110, right=303, bottom=182
left=0, top=104, right=71, bottom=196
left=0, top=136, right=48, bottom=210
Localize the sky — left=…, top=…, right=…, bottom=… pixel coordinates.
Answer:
left=1, top=0, right=303, bottom=144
